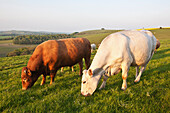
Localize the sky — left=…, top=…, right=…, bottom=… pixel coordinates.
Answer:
left=0, top=0, right=170, bottom=33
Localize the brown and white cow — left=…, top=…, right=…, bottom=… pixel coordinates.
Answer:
left=81, top=30, right=157, bottom=96
left=21, top=38, right=91, bottom=90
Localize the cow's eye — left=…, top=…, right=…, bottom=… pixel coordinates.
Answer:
left=83, top=81, right=86, bottom=84
left=23, top=78, right=27, bottom=82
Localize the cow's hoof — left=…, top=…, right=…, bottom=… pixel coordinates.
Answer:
left=134, top=79, right=140, bottom=83
left=99, top=86, right=105, bottom=90
left=50, top=82, right=54, bottom=85
left=40, top=83, right=45, bottom=86
left=121, top=86, right=127, bottom=91
left=121, top=88, right=126, bottom=91
left=40, top=81, right=45, bottom=85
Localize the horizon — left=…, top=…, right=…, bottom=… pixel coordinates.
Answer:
left=0, top=27, right=170, bottom=34
left=1, top=0, right=170, bottom=33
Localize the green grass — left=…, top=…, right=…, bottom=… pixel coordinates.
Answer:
left=0, top=40, right=12, bottom=44
left=74, top=28, right=170, bottom=45
left=0, top=36, right=12, bottom=39
left=0, top=40, right=36, bottom=57
left=0, top=39, right=169, bottom=112
left=151, top=28, right=170, bottom=39
left=75, top=30, right=120, bottom=45
left=0, top=29, right=170, bottom=112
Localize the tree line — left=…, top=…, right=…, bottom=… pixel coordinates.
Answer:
left=13, top=34, right=75, bottom=44
left=7, top=47, right=35, bottom=57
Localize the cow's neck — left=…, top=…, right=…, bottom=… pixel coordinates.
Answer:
left=90, top=55, right=108, bottom=77
left=90, top=63, right=107, bottom=83
left=89, top=44, right=110, bottom=81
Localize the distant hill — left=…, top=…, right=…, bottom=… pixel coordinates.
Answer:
left=74, top=28, right=170, bottom=45
left=0, top=30, right=62, bottom=36
left=74, top=29, right=122, bottom=45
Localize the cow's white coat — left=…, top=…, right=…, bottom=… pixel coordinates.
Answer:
left=81, top=30, right=157, bottom=96
left=91, top=43, right=96, bottom=52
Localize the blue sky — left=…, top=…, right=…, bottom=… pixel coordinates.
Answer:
left=0, top=0, right=170, bottom=33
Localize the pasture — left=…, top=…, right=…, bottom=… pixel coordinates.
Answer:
left=0, top=29, right=170, bottom=112
left=0, top=40, right=36, bottom=57
left=0, top=36, right=12, bottom=39
left=74, top=29, right=120, bottom=45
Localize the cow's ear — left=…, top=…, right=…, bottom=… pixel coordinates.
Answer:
left=27, top=69, right=32, bottom=76
left=88, top=69, right=93, bottom=77
left=83, top=70, right=87, bottom=74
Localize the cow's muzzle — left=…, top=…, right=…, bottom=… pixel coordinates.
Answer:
left=81, top=92, right=91, bottom=96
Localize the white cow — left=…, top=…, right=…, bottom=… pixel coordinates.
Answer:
left=91, top=44, right=96, bottom=52
left=81, top=30, right=157, bottom=96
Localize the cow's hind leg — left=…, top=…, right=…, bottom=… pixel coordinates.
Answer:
left=134, top=65, right=147, bottom=83
left=71, top=66, right=74, bottom=72
left=50, top=70, right=57, bottom=85
left=99, top=75, right=108, bottom=90
left=136, top=66, right=139, bottom=78
left=61, top=67, right=64, bottom=72
left=84, top=51, right=91, bottom=69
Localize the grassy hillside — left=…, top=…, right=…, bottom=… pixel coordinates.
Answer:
left=1, top=28, right=169, bottom=57
left=74, top=30, right=121, bottom=45
left=0, top=31, right=170, bottom=112
left=0, top=36, right=12, bottom=39
left=150, top=28, right=170, bottom=39
left=74, top=28, right=170, bottom=45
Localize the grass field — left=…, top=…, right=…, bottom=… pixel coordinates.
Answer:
left=0, top=36, right=12, bottom=39
left=75, top=30, right=120, bottom=45
left=0, top=29, right=170, bottom=112
left=0, top=40, right=36, bottom=57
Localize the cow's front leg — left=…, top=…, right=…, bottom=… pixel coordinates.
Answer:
left=79, top=60, right=83, bottom=76
left=99, top=75, right=108, bottom=90
left=40, top=74, right=46, bottom=85
left=121, top=65, right=129, bottom=90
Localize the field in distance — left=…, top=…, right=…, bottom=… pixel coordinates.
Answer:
left=0, top=28, right=170, bottom=57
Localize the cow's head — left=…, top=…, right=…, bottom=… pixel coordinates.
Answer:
left=21, top=67, right=37, bottom=90
left=81, top=69, right=101, bottom=96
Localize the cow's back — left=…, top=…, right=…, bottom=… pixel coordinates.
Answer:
left=90, top=30, right=156, bottom=69
left=55, top=38, right=91, bottom=67
left=31, top=38, right=90, bottom=70
left=121, top=30, right=156, bottom=66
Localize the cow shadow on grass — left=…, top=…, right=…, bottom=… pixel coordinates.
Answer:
left=33, top=71, right=81, bottom=89
left=100, top=63, right=169, bottom=92
left=3, top=63, right=168, bottom=112
left=152, top=48, right=170, bottom=60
